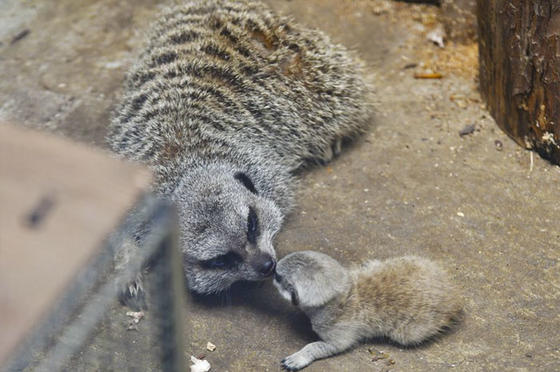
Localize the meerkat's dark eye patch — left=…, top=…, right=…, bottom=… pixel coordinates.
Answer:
left=234, top=172, right=258, bottom=195
left=200, top=251, right=242, bottom=269
left=247, top=207, right=259, bottom=244
left=291, top=290, right=299, bottom=306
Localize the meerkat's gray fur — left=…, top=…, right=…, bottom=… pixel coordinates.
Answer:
left=107, top=0, right=372, bottom=299
left=274, top=251, right=463, bottom=371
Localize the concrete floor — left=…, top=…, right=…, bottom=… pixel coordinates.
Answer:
left=1, top=0, right=559, bottom=371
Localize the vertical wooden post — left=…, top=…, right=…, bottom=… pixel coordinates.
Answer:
left=477, top=0, right=560, bottom=164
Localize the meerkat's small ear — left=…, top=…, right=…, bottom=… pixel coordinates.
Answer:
left=294, top=263, right=351, bottom=308
left=234, top=172, right=258, bottom=195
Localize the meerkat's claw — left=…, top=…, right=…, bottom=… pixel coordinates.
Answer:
left=281, top=359, right=295, bottom=371
left=333, top=137, right=343, bottom=157
left=119, top=274, right=147, bottom=311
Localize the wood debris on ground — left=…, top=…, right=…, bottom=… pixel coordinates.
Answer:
left=126, top=311, right=144, bottom=330
left=459, top=124, right=476, bottom=137
left=368, top=348, right=396, bottom=366
left=414, top=72, right=443, bottom=79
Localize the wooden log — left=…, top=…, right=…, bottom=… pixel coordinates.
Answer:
left=477, top=0, right=560, bottom=164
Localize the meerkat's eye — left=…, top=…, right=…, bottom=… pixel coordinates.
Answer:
left=247, top=207, right=259, bottom=244
left=201, top=252, right=242, bottom=269
left=234, top=172, right=258, bottom=195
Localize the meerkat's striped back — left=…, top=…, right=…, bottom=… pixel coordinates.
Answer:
left=109, top=0, right=371, bottom=182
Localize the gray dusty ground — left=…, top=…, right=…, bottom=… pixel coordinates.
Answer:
left=1, top=1, right=559, bottom=371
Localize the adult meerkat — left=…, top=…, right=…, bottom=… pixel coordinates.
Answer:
left=107, top=0, right=372, bottom=300
left=274, top=251, right=463, bottom=371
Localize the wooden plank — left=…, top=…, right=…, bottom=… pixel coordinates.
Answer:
left=477, top=0, right=560, bottom=164
left=0, top=123, right=151, bottom=364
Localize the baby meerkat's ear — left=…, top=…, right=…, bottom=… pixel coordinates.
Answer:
left=293, top=256, right=351, bottom=308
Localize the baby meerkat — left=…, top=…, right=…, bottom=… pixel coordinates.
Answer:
left=274, top=251, right=463, bottom=371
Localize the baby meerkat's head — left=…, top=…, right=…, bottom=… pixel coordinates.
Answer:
left=274, top=251, right=351, bottom=308
left=173, top=164, right=283, bottom=294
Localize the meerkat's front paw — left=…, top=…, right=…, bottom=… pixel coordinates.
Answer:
left=119, top=274, right=146, bottom=310
left=281, top=351, right=313, bottom=371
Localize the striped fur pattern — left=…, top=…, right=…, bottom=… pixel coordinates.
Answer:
left=108, top=0, right=372, bottom=296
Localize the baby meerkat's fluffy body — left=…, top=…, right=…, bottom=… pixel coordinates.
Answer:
left=274, top=251, right=463, bottom=371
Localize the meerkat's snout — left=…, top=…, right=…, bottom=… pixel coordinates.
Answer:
left=273, top=272, right=294, bottom=304
left=274, top=273, right=283, bottom=283
left=252, top=253, right=276, bottom=277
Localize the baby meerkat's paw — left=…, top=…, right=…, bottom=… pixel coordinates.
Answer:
left=281, top=351, right=313, bottom=371
left=281, top=340, right=347, bottom=370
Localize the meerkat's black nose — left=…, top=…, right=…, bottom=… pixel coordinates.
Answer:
left=260, top=258, right=276, bottom=277
left=274, top=273, right=283, bottom=283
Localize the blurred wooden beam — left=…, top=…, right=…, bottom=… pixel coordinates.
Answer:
left=0, top=123, right=151, bottom=364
